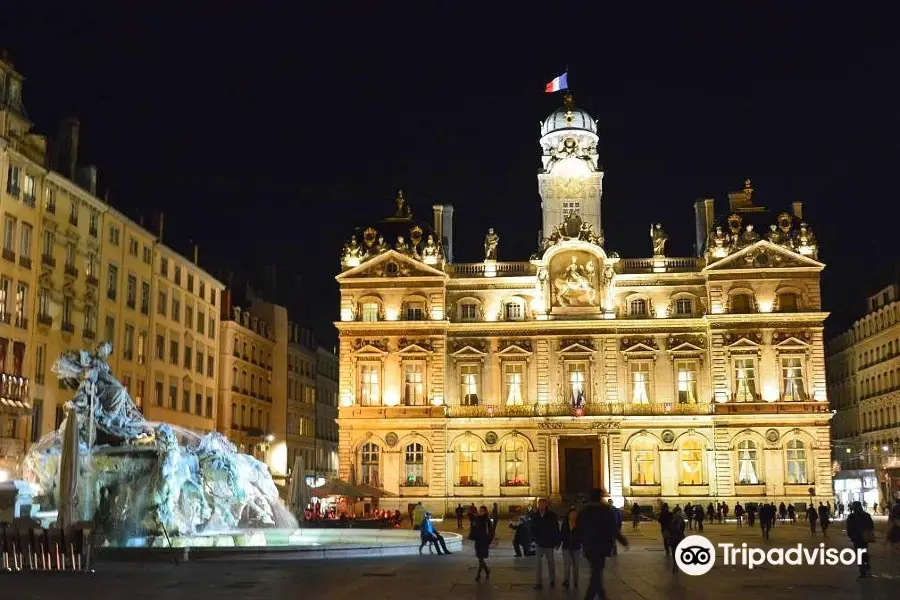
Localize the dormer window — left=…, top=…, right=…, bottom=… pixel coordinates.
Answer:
left=777, top=292, right=798, bottom=312
left=460, top=302, right=478, bottom=321
left=674, top=298, right=693, bottom=316
left=629, top=299, right=648, bottom=317
left=405, top=301, right=424, bottom=321
left=361, top=302, right=379, bottom=322
left=731, top=293, right=753, bottom=313
left=505, top=300, right=524, bottom=321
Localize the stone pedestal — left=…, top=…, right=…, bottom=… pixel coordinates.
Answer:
left=0, top=480, right=41, bottom=522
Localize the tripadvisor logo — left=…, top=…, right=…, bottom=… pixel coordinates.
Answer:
left=675, top=535, right=867, bottom=576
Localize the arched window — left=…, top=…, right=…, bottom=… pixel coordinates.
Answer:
left=360, top=443, right=380, bottom=487
left=230, top=402, right=237, bottom=426
left=631, top=439, right=658, bottom=485
left=736, top=440, right=761, bottom=484
left=785, top=440, right=808, bottom=484
left=252, top=346, right=257, bottom=362
left=456, top=438, right=481, bottom=485
left=504, top=298, right=525, bottom=321
left=502, top=439, right=528, bottom=485
left=251, top=374, right=257, bottom=394
left=242, top=342, right=247, bottom=357
left=730, top=293, right=754, bottom=313
left=231, top=365, right=238, bottom=387
left=777, top=292, right=799, bottom=312
left=680, top=439, right=704, bottom=485
left=404, top=443, right=425, bottom=486
left=240, top=370, right=247, bottom=389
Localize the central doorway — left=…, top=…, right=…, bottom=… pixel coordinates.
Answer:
left=559, top=437, right=602, bottom=500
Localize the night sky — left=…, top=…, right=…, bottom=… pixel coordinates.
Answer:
left=3, top=4, right=898, bottom=344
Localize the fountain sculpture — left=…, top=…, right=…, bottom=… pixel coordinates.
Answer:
left=22, top=343, right=295, bottom=541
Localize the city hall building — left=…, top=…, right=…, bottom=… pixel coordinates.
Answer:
left=334, top=95, right=833, bottom=514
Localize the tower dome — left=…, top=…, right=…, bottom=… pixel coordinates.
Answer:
left=540, top=95, right=598, bottom=138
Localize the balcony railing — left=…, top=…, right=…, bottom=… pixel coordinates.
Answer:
left=64, top=264, right=79, bottom=278
left=23, top=194, right=36, bottom=208
left=14, top=315, right=27, bottom=330
left=61, top=322, right=75, bottom=334
left=86, top=274, right=99, bottom=287
left=714, top=401, right=831, bottom=415
left=446, top=402, right=716, bottom=418
left=83, top=329, right=96, bottom=340
left=449, top=261, right=535, bottom=277
left=37, top=313, right=52, bottom=327
left=0, top=312, right=10, bottom=324
left=41, top=254, right=56, bottom=268
left=1, top=248, right=15, bottom=262
left=619, top=257, right=703, bottom=273
left=18, top=256, right=31, bottom=269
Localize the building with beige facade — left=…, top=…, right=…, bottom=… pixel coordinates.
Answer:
left=827, top=283, right=900, bottom=507
left=316, top=345, right=339, bottom=480
left=335, top=94, right=833, bottom=515
left=286, top=323, right=318, bottom=482
left=0, top=54, right=225, bottom=476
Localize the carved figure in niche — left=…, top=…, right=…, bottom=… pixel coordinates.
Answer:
left=650, top=223, right=668, bottom=257
left=741, top=224, right=759, bottom=246
left=540, top=237, right=553, bottom=252
left=422, top=234, right=439, bottom=260
left=537, top=267, right=549, bottom=301
left=375, top=235, right=389, bottom=253
left=767, top=224, right=786, bottom=245
left=555, top=256, right=597, bottom=307
left=708, top=226, right=728, bottom=252
left=484, top=228, right=499, bottom=261
left=347, top=237, right=362, bottom=259
left=602, top=262, right=616, bottom=311
left=395, top=236, right=409, bottom=254
left=778, top=212, right=793, bottom=234
left=795, top=222, right=817, bottom=255
left=363, top=227, right=377, bottom=248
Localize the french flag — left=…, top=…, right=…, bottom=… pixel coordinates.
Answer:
left=545, top=72, right=568, bottom=93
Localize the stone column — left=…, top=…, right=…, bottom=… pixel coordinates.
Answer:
left=550, top=435, right=561, bottom=501
left=600, top=435, right=612, bottom=494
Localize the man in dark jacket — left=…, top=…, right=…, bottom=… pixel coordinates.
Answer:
left=531, top=498, right=560, bottom=590
left=846, top=501, right=874, bottom=578
left=578, top=489, right=629, bottom=600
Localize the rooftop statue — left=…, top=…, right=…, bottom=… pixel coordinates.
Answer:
left=484, top=228, right=499, bottom=261
left=650, top=223, right=668, bottom=257
left=24, top=343, right=292, bottom=538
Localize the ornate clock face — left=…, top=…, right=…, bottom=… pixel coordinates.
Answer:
left=552, top=176, right=584, bottom=196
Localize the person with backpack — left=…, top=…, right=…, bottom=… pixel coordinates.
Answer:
left=846, top=501, right=874, bottom=578
left=577, top=489, right=628, bottom=600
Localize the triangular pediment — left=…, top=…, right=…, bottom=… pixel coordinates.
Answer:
left=667, top=341, right=705, bottom=353
left=559, top=342, right=596, bottom=355
left=397, top=343, right=433, bottom=356
left=704, top=240, right=824, bottom=272
left=336, top=250, right=448, bottom=280
left=726, top=337, right=761, bottom=351
left=497, top=344, right=533, bottom=356
left=774, top=336, right=810, bottom=350
left=350, top=343, right=389, bottom=357
left=622, top=342, right=659, bottom=354
left=450, top=345, right=487, bottom=358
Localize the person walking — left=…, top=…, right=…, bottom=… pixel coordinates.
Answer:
left=455, top=503, right=464, bottom=530
left=778, top=502, right=787, bottom=523
left=608, top=499, right=623, bottom=555
left=658, top=503, right=673, bottom=555
left=722, top=502, right=730, bottom=523
left=631, top=503, right=641, bottom=531
left=684, top=503, right=693, bottom=530
left=846, top=501, right=874, bottom=579
left=747, top=503, right=757, bottom=527
left=806, top=504, right=818, bottom=535
left=578, top=489, right=628, bottom=600
left=471, top=505, right=494, bottom=582
left=734, top=502, right=744, bottom=527
left=531, top=498, right=560, bottom=590
left=694, top=502, right=705, bottom=532
left=818, top=502, right=830, bottom=536
left=787, top=503, right=796, bottom=524
left=560, top=507, right=582, bottom=590
left=510, top=515, right=534, bottom=557
left=668, top=507, right=687, bottom=574
left=491, top=503, right=500, bottom=528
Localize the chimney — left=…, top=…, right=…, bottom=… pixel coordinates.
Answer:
left=75, top=165, right=98, bottom=195
left=432, top=204, right=454, bottom=262
left=694, top=198, right=715, bottom=257
left=194, top=244, right=199, bottom=265
left=792, top=201, right=803, bottom=220
left=158, top=212, right=165, bottom=242
left=57, top=117, right=80, bottom=180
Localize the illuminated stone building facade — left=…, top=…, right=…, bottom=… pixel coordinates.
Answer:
left=0, top=54, right=225, bottom=477
left=827, top=284, right=900, bottom=506
left=336, top=95, right=833, bottom=514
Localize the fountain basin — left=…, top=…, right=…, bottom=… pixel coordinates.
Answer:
left=99, top=528, right=464, bottom=561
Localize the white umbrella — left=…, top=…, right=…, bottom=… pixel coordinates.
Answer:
left=57, top=408, right=80, bottom=529
left=289, top=455, right=308, bottom=523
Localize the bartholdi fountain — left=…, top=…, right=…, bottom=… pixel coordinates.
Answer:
left=20, top=343, right=457, bottom=557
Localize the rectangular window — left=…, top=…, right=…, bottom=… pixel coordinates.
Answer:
left=208, top=316, right=215, bottom=339
left=562, top=200, right=581, bottom=217
left=404, top=444, right=425, bottom=485
left=160, top=257, right=168, bottom=277
left=19, top=222, right=32, bottom=261
left=69, top=200, right=79, bottom=226
left=14, top=282, right=27, bottom=327
left=674, top=298, right=693, bottom=316
left=733, top=357, right=757, bottom=402
left=184, top=345, right=192, bottom=369
left=183, top=388, right=191, bottom=412
left=64, top=242, right=76, bottom=268
left=503, top=363, right=525, bottom=405
left=6, top=164, right=21, bottom=196
left=137, top=330, right=147, bottom=364
left=108, top=225, right=119, bottom=245
left=169, top=379, right=178, bottom=409
left=199, top=281, right=206, bottom=299
left=459, top=364, right=480, bottom=405
left=185, top=305, right=193, bottom=329
left=630, top=361, right=652, bottom=404
left=207, top=355, right=214, bottom=377
left=129, top=237, right=139, bottom=257
left=197, top=309, right=205, bottom=334
left=405, top=301, right=424, bottom=321
left=730, top=294, right=753, bottom=313
left=0, top=277, right=8, bottom=318
left=2, top=215, right=15, bottom=253
left=62, top=297, right=73, bottom=329
left=172, top=295, right=180, bottom=322
left=361, top=302, right=379, bottom=322
left=107, top=264, right=118, bottom=300
left=358, top=364, right=380, bottom=406
left=155, top=333, right=165, bottom=360
left=35, top=344, right=46, bottom=385
left=174, top=265, right=182, bottom=285
left=22, top=174, right=36, bottom=204
left=629, top=299, right=647, bottom=316
left=206, top=395, right=213, bottom=418
left=196, top=349, right=204, bottom=374
left=567, top=362, right=587, bottom=406
left=403, top=362, right=425, bottom=405
left=505, top=302, right=523, bottom=320
left=126, top=274, right=137, bottom=309
left=142, top=245, right=152, bottom=264
left=86, top=253, right=97, bottom=279
left=30, top=399, right=43, bottom=442
left=141, top=281, right=150, bottom=314
left=676, top=361, right=698, bottom=404
left=781, top=357, right=807, bottom=401
left=135, top=378, right=145, bottom=411
left=41, top=230, right=53, bottom=258
left=44, top=187, right=55, bottom=212
left=187, top=273, right=194, bottom=293
left=154, top=379, right=164, bottom=406
left=89, top=212, right=99, bottom=237
left=158, top=289, right=167, bottom=316
left=195, top=392, right=202, bottom=415
left=104, top=315, right=116, bottom=344
left=123, top=324, right=135, bottom=360
left=170, top=340, right=179, bottom=365
left=460, top=303, right=478, bottom=321
left=777, top=293, right=798, bottom=312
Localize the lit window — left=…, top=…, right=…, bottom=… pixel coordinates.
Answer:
left=504, top=363, right=525, bottom=405
left=630, top=361, right=651, bottom=404
left=360, top=443, right=380, bottom=487
left=733, top=357, right=757, bottom=402
left=676, top=361, right=698, bottom=404
left=567, top=362, right=587, bottom=406
left=404, top=443, right=425, bottom=485
left=459, top=364, right=480, bottom=405
left=680, top=439, right=704, bottom=485
left=359, top=364, right=380, bottom=406
left=562, top=201, right=581, bottom=217
left=503, top=440, right=527, bottom=485
left=737, top=440, right=761, bottom=485
left=631, top=439, right=657, bottom=485
left=405, top=301, right=424, bottom=320
left=456, top=439, right=480, bottom=485
left=361, top=302, right=379, bottom=322
left=785, top=440, right=807, bottom=484
left=781, top=357, right=806, bottom=401
left=403, top=362, right=425, bottom=406
left=505, top=302, right=523, bottom=320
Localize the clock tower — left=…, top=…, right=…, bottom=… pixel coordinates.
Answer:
left=537, top=95, right=604, bottom=243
